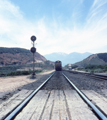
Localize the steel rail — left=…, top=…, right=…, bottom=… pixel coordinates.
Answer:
left=4, top=72, right=55, bottom=120
left=62, top=73, right=107, bottom=120
left=71, top=70, right=107, bottom=80
left=86, top=74, right=107, bottom=80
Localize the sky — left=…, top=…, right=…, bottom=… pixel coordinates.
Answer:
left=0, top=0, right=107, bottom=55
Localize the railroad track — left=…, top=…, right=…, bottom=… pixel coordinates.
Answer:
left=2, top=71, right=107, bottom=120
left=85, top=73, right=107, bottom=80
left=69, top=70, right=107, bottom=80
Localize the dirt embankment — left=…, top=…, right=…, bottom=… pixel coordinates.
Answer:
left=0, top=70, right=54, bottom=103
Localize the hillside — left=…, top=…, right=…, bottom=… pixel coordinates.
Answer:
left=44, top=52, right=92, bottom=66
left=0, top=47, right=47, bottom=65
left=74, top=53, right=107, bottom=67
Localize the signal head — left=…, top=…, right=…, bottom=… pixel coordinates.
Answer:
left=30, top=47, right=36, bottom=53
left=31, top=36, right=36, bottom=42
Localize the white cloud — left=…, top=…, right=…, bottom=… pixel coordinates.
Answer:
left=0, top=0, right=37, bottom=49
left=0, top=0, right=107, bottom=55
left=91, top=0, right=107, bottom=9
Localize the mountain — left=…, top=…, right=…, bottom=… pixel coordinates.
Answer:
left=44, top=52, right=67, bottom=61
left=0, top=47, right=47, bottom=65
left=74, top=53, right=107, bottom=67
left=44, top=52, right=92, bottom=66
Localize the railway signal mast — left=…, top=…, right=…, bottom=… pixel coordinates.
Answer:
left=30, top=35, right=36, bottom=78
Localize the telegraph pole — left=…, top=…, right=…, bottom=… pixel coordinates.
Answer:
left=30, top=35, right=36, bottom=78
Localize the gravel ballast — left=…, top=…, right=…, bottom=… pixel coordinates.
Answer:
left=1, top=70, right=107, bottom=104
left=63, top=71, right=107, bottom=98
left=41, top=71, right=73, bottom=90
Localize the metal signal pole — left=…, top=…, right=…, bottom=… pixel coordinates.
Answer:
left=30, top=35, right=36, bottom=78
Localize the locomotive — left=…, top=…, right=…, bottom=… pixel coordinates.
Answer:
left=55, top=60, right=62, bottom=71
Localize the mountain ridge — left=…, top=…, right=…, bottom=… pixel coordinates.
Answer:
left=44, top=52, right=92, bottom=66
left=0, top=47, right=47, bottom=65
left=74, top=53, right=107, bottom=67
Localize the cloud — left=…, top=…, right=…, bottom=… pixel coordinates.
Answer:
left=0, top=0, right=107, bottom=55
left=0, top=0, right=37, bottom=48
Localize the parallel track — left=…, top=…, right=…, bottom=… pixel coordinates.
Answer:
left=3, top=72, right=107, bottom=120
left=86, top=74, right=107, bottom=80
left=69, top=70, right=107, bottom=80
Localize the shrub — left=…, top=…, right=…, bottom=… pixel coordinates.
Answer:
left=7, top=71, right=16, bottom=76
left=0, top=73, right=6, bottom=77
left=21, top=71, right=30, bottom=75
left=6, top=70, right=42, bottom=76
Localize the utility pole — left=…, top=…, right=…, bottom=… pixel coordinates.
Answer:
left=30, top=35, right=36, bottom=78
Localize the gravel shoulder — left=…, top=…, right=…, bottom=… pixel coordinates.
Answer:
left=63, top=71, right=107, bottom=98
left=0, top=70, right=54, bottom=103
left=1, top=70, right=107, bottom=103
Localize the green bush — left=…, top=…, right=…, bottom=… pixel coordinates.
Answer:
left=0, top=73, right=6, bottom=77
left=7, top=71, right=16, bottom=76
left=21, top=71, right=30, bottom=75
left=6, top=70, right=42, bottom=76
left=84, top=64, right=107, bottom=73
left=15, top=71, right=22, bottom=75
left=7, top=71, right=29, bottom=76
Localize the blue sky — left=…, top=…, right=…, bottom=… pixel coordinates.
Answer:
left=0, top=0, right=107, bottom=55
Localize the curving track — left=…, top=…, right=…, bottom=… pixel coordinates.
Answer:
left=2, top=71, right=107, bottom=120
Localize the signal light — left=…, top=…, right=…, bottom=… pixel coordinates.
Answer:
left=31, top=36, right=36, bottom=42
left=30, top=47, right=36, bottom=53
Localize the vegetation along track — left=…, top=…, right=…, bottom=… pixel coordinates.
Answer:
left=3, top=71, right=107, bottom=120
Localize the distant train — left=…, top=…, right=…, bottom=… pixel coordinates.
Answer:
left=55, top=60, right=62, bottom=71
